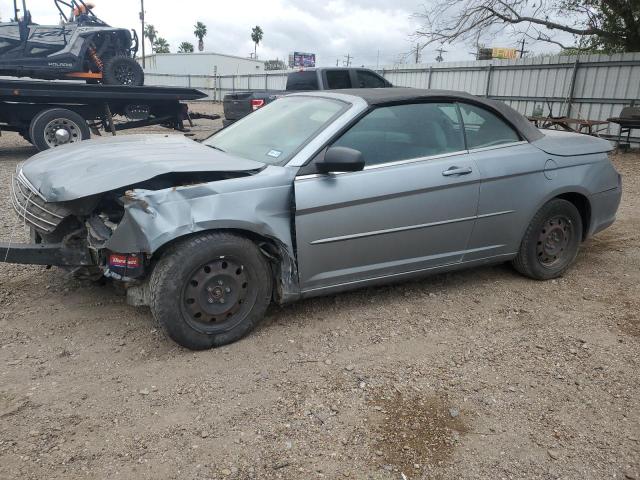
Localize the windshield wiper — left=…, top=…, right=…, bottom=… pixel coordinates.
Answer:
left=208, top=145, right=226, bottom=153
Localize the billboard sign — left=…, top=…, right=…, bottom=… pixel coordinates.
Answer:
left=492, top=48, right=518, bottom=59
left=290, top=52, right=316, bottom=68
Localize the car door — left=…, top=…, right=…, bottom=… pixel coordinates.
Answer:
left=460, top=102, right=548, bottom=261
left=294, top=102, right=481, bottom=293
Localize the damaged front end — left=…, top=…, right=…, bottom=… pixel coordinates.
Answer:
left=3, top=164, right=302, bottom=305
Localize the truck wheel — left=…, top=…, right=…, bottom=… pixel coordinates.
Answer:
left=512, top=199, right=583, bottom=280
left=29, top=108, right=91, bottom=151
left=149, top=232, right=273, bottom=350
left=103, top=56, right=145, bottom=86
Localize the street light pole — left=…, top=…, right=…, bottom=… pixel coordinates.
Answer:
left=140, top=0, right=146, bottom=68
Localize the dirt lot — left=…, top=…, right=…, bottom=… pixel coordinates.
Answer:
left=0, top=109, right=638, bottom=480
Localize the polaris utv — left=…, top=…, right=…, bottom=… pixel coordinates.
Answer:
left=0, top=0, right=144, bottom=86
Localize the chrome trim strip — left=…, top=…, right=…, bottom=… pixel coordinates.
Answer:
left=309, top=210, right=515, bottom=245
left=11, top=188, right=57, bottom=231
left=295, top=150, right=470, bottom=180
left=15, top=175, right=64, bottom=219
left=10, top=176, right=58, bottom=231
left=17, top=170, right=47, bottom=202
left=363, top=150, right=469, bottom=171
left=467, top=141, right=527, bottom=153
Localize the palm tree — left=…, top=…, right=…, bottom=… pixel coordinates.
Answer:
left=153, top=38, right=170, bottom=54
left=178, top=42, right=194, bottom=53
left=251, top=26, right=264, bottom=58
left=144, top=24, right=158, bottom=53
left=194, top=22, right=207, bottom=52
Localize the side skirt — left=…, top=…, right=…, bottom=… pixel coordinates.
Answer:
left=299, top=253, right=517, bottom=300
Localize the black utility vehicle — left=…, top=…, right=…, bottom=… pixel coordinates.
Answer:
left=0, top=0, right=144, bottom=86
left=223, top=67, right=392, bottom=126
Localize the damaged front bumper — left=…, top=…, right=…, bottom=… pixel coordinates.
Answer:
left=0, top=242, right=95, bottom=267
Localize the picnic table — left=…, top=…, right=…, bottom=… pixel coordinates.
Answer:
left=527, top=116, right=609, bottom=136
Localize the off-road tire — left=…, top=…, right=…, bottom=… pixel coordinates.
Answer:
left=512, top=199, right=583, bottom=280
left=103, top=56, right=145, bottom=86
left=149, top=232, right=273, bottom=350
left=29, top=108, right=91, bottom=152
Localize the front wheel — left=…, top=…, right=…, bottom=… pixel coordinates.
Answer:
left=149, top=232, right=273, bottom=350
left=512, top=199, right=583, bottom=280
left=29, top=108, right=91, bottom=151
left=103, top=56, right=145, bottom=86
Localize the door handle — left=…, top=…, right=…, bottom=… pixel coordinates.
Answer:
left=442, top=166, right=473, bottom=177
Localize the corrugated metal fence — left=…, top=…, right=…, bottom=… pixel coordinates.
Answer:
left=146, top=52, right=640, bottom=138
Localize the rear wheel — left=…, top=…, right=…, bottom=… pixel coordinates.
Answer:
left=512, top=199, right=583, bottom=280
left=29, top=108, right=91, bottom=152
left=149, top=232, right=273, bottom=350
left=103, top=56, right=145, bottom=86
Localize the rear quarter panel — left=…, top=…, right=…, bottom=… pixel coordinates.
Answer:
left=467, top=142, right=618, bottom=261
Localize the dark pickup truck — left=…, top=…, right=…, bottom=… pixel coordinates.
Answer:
left=222, top=67, right=392, bottom=126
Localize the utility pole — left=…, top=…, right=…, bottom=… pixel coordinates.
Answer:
left=140, top=0, right=145, bottom=68
left=343, top=54, right=352, bottom=67
left=435, top=47, right=447, bottom=63
left=336, top=58, right=339, bottom=67
left=415, top=43, right=421, bottom=64
left=518, top=38, right=529, bottom=58
left=376, top=49, right=380, bottom=69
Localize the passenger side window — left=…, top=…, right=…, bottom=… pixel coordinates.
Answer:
left=325, top=70, right=352, bottom=89
left=459, top=103, right=520, bottom=149
left=356, top=70, right=387, bottom=88
left=333, top=103, right=465, bottom=167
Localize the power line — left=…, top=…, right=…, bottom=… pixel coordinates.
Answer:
left=343, top=54, right=352, bottom=67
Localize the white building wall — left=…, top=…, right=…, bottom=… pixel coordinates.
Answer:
left=140, top=53, right=264, bottom=76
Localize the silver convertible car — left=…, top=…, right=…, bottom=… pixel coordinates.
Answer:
left=3, top=89, right=622, bottom=349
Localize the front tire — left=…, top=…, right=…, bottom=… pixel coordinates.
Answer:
left=29, top=108, right=91, bottom=152
left=103, top=56, right=145, bottom=86
left=149, top=232, right=273, bottom=350
left=512, top=199, right=583, bottom=280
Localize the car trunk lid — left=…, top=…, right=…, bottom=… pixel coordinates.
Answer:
left=532, top=130, right=613, bottom=156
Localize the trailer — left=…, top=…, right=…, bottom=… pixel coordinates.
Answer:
left=0, top=79, right=208, bottom=151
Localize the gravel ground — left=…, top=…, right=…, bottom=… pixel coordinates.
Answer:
left=0, top=112, right=638, bottom=479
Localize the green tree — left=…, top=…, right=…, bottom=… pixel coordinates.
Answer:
left=153, top=38, right=170, bottom=54
left=251, top=25, right=264, bottom=58
left=414, top=0, right=640, bottom=53
left=144, top=24, right=158, bottom=53
left=194, top=22, right=208, bottom=52
left=178, top=42, right=195, bottom=53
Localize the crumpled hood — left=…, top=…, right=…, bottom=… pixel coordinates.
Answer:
left=20, top=134, right=265, bottom=202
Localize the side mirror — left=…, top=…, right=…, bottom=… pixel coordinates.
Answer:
left=317, top=146, right=365, bottom=174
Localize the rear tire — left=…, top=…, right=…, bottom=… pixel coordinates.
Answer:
left=103, top=56, right=145, bottom=86
left=512, top=199, right=583, bottom=280
left=149, top=232, right=273, bottom=350
left=29, top=108, right=91, bottom=152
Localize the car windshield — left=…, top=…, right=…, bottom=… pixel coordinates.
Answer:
left=205, top=96, right=348, bottom=165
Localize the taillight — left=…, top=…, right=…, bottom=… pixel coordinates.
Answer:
left=251, top=99, right=265, bottom=111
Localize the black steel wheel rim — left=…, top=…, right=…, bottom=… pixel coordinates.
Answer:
left=114, top=64, right=135, bottom=85
left=181, top=257, right=251, bottom=333
left=536, top=215, right=573, bottom=267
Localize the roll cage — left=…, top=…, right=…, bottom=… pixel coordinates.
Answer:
left=54, top=0, right=108, bottom=26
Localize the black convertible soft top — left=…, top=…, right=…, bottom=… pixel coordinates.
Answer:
left=329, top=87, right=544, bottom=143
